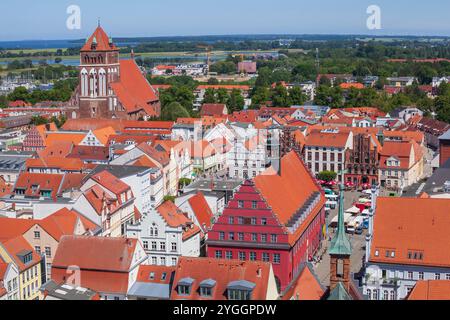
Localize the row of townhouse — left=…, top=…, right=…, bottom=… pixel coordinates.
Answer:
left=46, top=235, right=323, bottom=301
left=0, top=207, right=98, bottom=300
left=302, top=127, right=425, bottom=191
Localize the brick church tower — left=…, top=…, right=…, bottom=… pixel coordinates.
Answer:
left=74, top=24, right=160, bottom=120
left=78, top=25, right=121, bottom=118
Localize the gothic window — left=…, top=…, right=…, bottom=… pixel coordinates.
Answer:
left=98, top=69, right=106, bottom=96
left=336, top=259, right=344, bottom=278
left=81, top=69, right=88, bottom=96
left=89, top=69, right=97, bottom=97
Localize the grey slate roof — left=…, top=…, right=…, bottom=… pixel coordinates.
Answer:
left=88, top=165, right=157, bottom=179
left=439, top=129, right=450, bottom=141
left=127, top=282, right=171, bottom=300
left=41, top=280, right=98, bottom=300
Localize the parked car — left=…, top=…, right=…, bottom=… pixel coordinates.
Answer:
left=346, top=226, right=355, bottom=234
left=362, top=219, right=369, bottom=229
left=355, top=225, right=364, bottom=235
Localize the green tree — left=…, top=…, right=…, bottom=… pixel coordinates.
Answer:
left=251, top=87, right=270, bottom=107
left=31, top=115, right=49, bottom=126
left=203, top=88, right=217, bottom=104
left=255, top=67, right=271, bottom=88
left=290, top=87, right=308, bottom=105
left=318, top=171, right=337, bottom=182
left=216, top=88, right=228, bottom=104
left=160, top=101, right=191, bottom=121
left=7, top=86, right=30, bottom=102
left=227, top=89, right=245, bottom=112
left=207, top=77, right=219, bottom=85
left=271, top=84, right=292, bottom=107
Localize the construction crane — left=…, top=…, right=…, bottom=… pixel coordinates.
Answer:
left=197, top=45, right=213, bottom=76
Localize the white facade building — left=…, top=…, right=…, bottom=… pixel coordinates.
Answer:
left=126, top=201, right=201, bottom=267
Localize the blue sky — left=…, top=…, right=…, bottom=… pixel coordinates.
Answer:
left=1, top=0, right=449, bottom=40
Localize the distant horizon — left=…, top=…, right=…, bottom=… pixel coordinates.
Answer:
left=1, top=1, right=449, bottom=41
left=1, top=32, right=449, bottom=46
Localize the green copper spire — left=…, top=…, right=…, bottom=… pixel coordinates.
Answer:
left=92, top=36, right=97, bottom=45
left=329, top=184, right=352, bottom=256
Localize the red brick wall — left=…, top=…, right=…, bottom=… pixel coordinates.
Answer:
left=440, top=140, right=450, bottom=167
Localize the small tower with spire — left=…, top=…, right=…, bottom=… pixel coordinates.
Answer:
left=328, top=184, right=353, bottom=298
left=91, top=36, right=98, bottom=50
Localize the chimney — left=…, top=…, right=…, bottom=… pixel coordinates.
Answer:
left=257, top=267, right=262, bottom=278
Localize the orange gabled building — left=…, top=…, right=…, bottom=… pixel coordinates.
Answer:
left=364, top=197, right=450, bottom=300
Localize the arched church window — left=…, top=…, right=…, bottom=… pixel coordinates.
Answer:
left=336, top=259, right=344, bottom=278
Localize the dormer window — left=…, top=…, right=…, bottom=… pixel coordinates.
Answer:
left=177, top=278, right=194, bottom=296
left=178, top=285, right=191, bottom=296
left=199, top=279, right=216, bottom=298
left=200, top=287, right=212, bottom=297
left=227, top=280, right=256, bottom=300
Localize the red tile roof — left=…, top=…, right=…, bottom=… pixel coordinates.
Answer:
left=132, top=155, right=159, bottom=168
left=253, top=151, right=325, bottom=245
left=44, top=132, right=86, bottom=147
left=227, top=110, right=259, bottom=123
left=339, top=82, right=364, bottom=89
left=197, top=85, right=250, bottom=91
left=0, top=263, right=9, bottom=281
left=51, top=268, right=129, bottom=295
left=370, top=197, right=450, bottom=268
left=305, top=130, right=351, bottom=148
left=90, top=170, right=130, bottom=195
left=379, top=140, right=422, bottom=170
left=14, top=173, right=64, bottom=200
left=0, top=208, right=97, bottom=244
left=110, top=60, right=159, bottom=115
left=107, top=134, right=157, bottom=147
left=408, top=281, right=450, bottom=300
left=136, top=142, right=170, bottom=166
left=200, top=104, right=227, bottom=117
left=136, top=265, right=175, bottom=284
left=171, top=257, right=273, bottom=300
left=67, top=145, right=109, bottom=162
left=1, top=236, right=41, bottom=271
left=177, top=140, right=216, bottom=158
left=40, top=208, right=98, bottom=240
left=156, top=201, right=201, bottom=241
left=176, top=116, right=227, bottom=127
left=281, top=265, right=325, bottom=300
left=0, top=218, right=35, bottom=242
left=38, top=141, right=74, bottom=159
left=26, top=157, right=84, bottom=172
left=188, top=192, right=214, bottom=230
left=81, top=26, right=118, bottom=52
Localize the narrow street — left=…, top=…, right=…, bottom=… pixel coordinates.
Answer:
left=313, top=191, right=368, bottom=287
